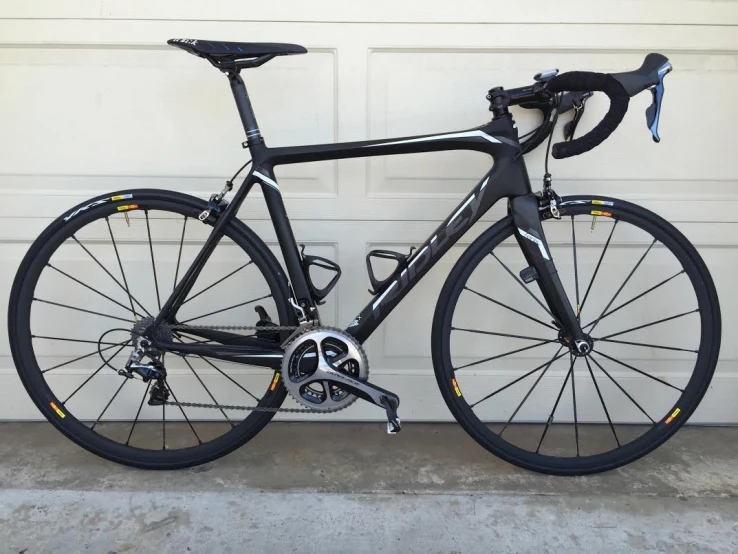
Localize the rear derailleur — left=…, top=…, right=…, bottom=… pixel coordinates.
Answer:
left=120, top=353, right=169, bottom=406
left=118, top=322, right=171, bottom=405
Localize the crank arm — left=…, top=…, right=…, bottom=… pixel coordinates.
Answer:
left=308, top=360, right=401, bottom=410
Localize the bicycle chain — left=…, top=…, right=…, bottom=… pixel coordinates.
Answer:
left=164, top=322, right=324, bottom=413
left=169, top=323, right=301, bottom=332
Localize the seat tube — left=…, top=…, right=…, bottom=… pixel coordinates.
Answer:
left=257, top=167, right=315, bottom=319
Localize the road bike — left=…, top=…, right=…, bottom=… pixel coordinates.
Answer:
left=8, top=39, right=721, bottom=475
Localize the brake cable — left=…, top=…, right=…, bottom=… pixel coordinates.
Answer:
left=198, top=159, right=252, bottom=222
left=542, top=93, right=563, bottom=218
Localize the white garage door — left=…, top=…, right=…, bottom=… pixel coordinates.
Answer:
left=0, top=1, right=736, bottom=422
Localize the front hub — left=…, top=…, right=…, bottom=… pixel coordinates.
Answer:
left=558, top=330, right=594, bottom=357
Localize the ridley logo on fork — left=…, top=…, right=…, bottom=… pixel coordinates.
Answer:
left=511, top=193, right=588, bottom=346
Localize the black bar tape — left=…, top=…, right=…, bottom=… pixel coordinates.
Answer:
left=546, top=72, right=629, bottom=159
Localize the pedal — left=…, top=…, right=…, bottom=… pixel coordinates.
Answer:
left=380, top=395, right=402, bottom=434
left=520, top=266, right=539, bottom=284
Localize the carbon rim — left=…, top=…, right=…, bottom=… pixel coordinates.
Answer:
left=11, top=193, right=291, bottom=462
left=435, top=198, right=719, bottom=472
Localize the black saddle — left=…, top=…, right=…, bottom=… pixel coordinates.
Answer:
left=168, top=39, right=306, bottom=70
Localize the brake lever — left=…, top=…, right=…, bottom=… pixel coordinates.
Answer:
left=563, top=92, right=593, bottom=141
left=645, top=61, right=672, bottom=143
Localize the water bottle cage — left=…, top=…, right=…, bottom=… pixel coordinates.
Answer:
left=299, top=245, right=342, bottom=304
left=366, top=248, right=415, bottom=295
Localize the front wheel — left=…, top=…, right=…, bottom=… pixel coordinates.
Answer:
left=432, top=196, right=720, bottom=475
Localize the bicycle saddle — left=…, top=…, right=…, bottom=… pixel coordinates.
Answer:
left=168, top=39, right=307, bottom=61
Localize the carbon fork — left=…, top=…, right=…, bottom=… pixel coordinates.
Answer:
left=510, top=193, right=588, bottom=350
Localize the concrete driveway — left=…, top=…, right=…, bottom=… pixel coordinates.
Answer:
left=1, top=422, right=737, bottom=553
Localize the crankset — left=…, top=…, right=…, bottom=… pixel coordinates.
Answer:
left=132, top=313, right=403, bottom=432
left=281, top=326, right=402, bottom=432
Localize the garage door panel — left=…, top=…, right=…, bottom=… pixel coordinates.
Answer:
left=0, top=6, right=735, bottom=422
left=0, top=46, right=336, bottom=196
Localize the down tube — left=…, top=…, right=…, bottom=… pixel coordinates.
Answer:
left=347, top=157, right=531, bottom=344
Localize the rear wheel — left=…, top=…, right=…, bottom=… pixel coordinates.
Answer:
left=9, top=189, right=294, bottom=469
left=432, top=196, right=721, bottom=475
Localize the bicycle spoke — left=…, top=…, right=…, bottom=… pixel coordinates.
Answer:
left=174, top=337, right=260, bottom=402
left=43, top=340, right=129, bottom=373
left=454, top=340, right=558, bottom=371
left=125, top=381, right=151, bottom=446
left=535, top=356, right=576, bottom=454
left=34, top=298, right=134, bottom=324
left=164, top=381, right=203, bottom=445
left=180, top=293, right=272, bottom=323
left=588, top=238, right=657, bottom=335
left=596, top=337, right=697, bottom=354
left=181, top=261, right=254, bottom=306
left=90, top=378, right=128, bottom=430
left=579, top=220, right=618, bottom=315
left=162, top=401, right=166, bottom=450
left=572, top=216, right=581, bottom=321
left=181, top=356, right=235, bottom=427
left=145, top=211, right=162, bottom=311
left=173, top=216, right=188, bottom=292
left=33, top=335, right=124, bottom=347
left=452, top=327, right=552, bottom=342
left=582, top=270, right=685, bottom=329
left=106, top=216, right=139, bottom=318
left=62, top=341, right=131, bottom=403
left=593, top=349, right=684, bottom=392
left=198, top=355, right=261, bottom=402
left=598, top=309, right=698, bottom=340
left=47, top=263, right=142, bottom=317
left=571, top=353, right=579, bottom=457
left=583, top=357, right=620, bottom=447
left=498, top=346, right=565, bottom=436
left=464, top=287, right=557, bottom=331
left=490, top=252, right=555, bottom=320
left=471, top=348, right=567, bottom=408
left=590, top=354, right=655, bottom=423
left=72, top=235, right=151, bottom=317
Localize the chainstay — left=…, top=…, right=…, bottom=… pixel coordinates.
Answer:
left=163, top=399, right=323, bottom=413
left=166, top=322, right=318, bottom=413
left=170, top=323, right=301, bottom=332
left=165, top=324, right=314, bottom=414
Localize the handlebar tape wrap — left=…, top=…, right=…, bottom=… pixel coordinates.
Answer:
left=546, top=72, right=630, bottom=159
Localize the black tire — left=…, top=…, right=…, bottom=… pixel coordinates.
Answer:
left=9, top=189, right=294, bottom=469
left=432, top=196, right=721, bottom=475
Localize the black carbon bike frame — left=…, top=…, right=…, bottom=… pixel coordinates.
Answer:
left=152, top=72, right=586, bottom=369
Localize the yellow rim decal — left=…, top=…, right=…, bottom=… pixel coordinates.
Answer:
left=665, top=407, right=681, bottom=425
left=50, top=401, right=66, bottom=418
left=117, top=204, right=139, bottom=212
left=270, top=373, right=280, bottom=391
left=451, top=378, right=462, bottom=397
left=111, top=194, right=133, bottom=201
left=590, top=210, right=612, bottom=217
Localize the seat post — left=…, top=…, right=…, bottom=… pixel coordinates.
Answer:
left=227, top=71, right=263, bottom=147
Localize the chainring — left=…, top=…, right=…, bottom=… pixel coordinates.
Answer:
left=281, top=326, right=369, bottom=412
